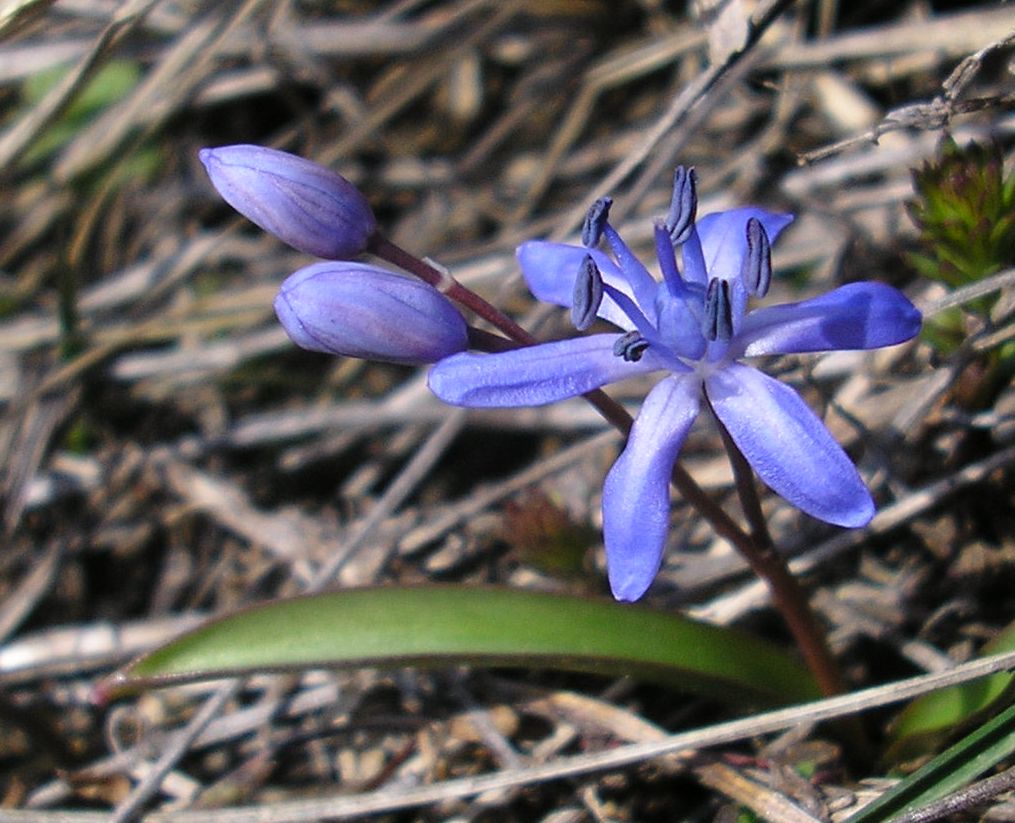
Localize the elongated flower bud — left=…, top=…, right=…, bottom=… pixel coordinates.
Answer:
left=274, top=262, right=468, bottom=364
left=200, top=145, right=377, bottom=260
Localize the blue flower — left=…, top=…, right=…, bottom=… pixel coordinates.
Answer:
left=275, top=261, right=468, bottom=365
left=429, top=169, right=921, bottom=601
left=200, top=145, right=377, bottom=260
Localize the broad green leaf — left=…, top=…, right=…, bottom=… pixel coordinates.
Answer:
left=846, top=700, right=1015, bottom=823
left=886, top=619, right=1015, bottom=762
left=109, top=586, right=819, bottom=705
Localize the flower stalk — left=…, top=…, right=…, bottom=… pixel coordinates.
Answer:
left=368, top=234, right=538, bottom=346
left=201, top=144, right=921, bottom=700
left=712, top=403, right=846, bottom=697
left=373, top=225, right=852, bottom=699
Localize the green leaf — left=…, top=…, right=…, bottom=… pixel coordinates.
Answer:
left=108, top=586, right=819, bottom=705
left=22, top=58, right=140, bottom=116
left=20, top=59, right=141, bottom=166
left=886, top=618, right=1015, bottom=762
left=845, top=701, right=1015, bottom=823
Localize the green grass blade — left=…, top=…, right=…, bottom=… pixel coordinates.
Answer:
left=886, top=618, right=1015, bottom=762
left=845, top=700, right=1015, bottom=823
left=108, top=585, right=819, bottom=705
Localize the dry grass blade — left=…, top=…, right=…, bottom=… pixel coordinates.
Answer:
left=104, top=654, right=1015, bottom=820
left=11, top=654, right=1015, bottom=822
left=0, top=0, right=160, bottom=168
left=695, top=762, right=824, bottom=823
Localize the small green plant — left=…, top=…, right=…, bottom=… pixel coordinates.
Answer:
left=907, top=137, right=1015, bottom=355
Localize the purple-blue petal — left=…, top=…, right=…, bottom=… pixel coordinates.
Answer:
left=517, top=241, right=644, bottom=330
left=275, top=262, right=467, bottom=364
left=692, top=207, right=794, bottom=287
left=706, top=364, right=874, bottom=527
left=602, top=375, right=701, bottom=601
left=200, top=145, right=376, bottom=260
left=428, top=335, right=664, bottom=407
left=735, top=282, right=922, bottom=357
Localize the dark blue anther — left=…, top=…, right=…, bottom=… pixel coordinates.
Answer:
left=703, top=278, right=733, bottom=342
left=612, top=330, right=650, bottom=362
left=665, top=166, right=697, bottom=246
left=581, top=197, right=613, bottom=248
left=742, top=217, right=772, bottom=297
left=571, top=254, right=604, bottom=331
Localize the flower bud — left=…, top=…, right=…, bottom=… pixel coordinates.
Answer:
left=200, top=145, right=377, bottom=260
left=274, top=262, right=468, bottom=364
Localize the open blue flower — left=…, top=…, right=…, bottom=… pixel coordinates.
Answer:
left=429, top=169, right=921, bottom=601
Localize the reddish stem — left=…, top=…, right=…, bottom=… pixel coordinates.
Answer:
left=370, top=235, right=536, bottom=344
left=373, top=233, right=846, bottom=698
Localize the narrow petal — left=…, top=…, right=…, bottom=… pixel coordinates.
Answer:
left=602, top=376, right=701, bottom=601
left=517, top=242, right=641, bottom=330
left=696, top=207, right=794, bottom=286
left=693, top=208, right=794, bottom=334
left=734, top=282, right=922, bottom=357
left=428, top=335, right=664, bottom=407
left=707, top=364, right=874, bottom=527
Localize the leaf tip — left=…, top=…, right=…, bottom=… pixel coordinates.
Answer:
left=92, top=670, right=130, bottom=704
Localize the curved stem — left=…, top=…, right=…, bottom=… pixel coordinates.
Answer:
left=710, top=401, right=774, bottom=551
left=376, top=235, right=846, bottom=697
left=370, top=235, right=537, bottom=344
left=711, top=404, right=846, bottom=697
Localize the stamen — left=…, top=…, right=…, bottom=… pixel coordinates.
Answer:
left=703, top=278, right=733, bottom=341
left=665, top=166, right=697, bottom=246
left=571, top=255, right=604, bottom=331
left=601, top=283, right=657, bottom=342
left=654, top=221, right=687, bottom=297
left=581, top=197, right=613, bottom=248
left=601, top=222, right=658, bottom=313
left=613, top=331, right=650, bottom=362
left=742, top=217, right=772, bottom=296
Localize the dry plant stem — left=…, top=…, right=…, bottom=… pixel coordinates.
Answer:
left=892, top=765, right=1015, bottom=823
left=375, top=235, right=847, bottom=698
